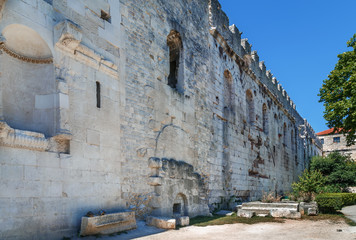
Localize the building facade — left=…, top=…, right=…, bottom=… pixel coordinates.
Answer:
left=317, top=128, right=356, bottom=160
left=0, top=0, right=321, bottom=238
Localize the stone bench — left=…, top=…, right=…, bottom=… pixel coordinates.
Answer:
left=237, top=202, right=301, bottom=219
left=80, top=211, right=136, bottom=236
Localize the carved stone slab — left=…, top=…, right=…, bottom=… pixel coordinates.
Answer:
left=80, top=211, right=136, bottom=236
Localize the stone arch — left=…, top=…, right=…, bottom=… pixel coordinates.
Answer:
left=246, top=89, right=254, bottom=125
left=291, top=129, right=294, bottom=153
left=173, top=193, right=188, bottom=217
left=262, top=103, right=268, bottom=134
left=167, top=30, right=183, bottom=92
left=155, top=124, right=194, bottom=163
left=283, top=122, right=287, bottom=146
left=223, top=70, right=233, bottom=109
left=0, top=24, right=55, bottom=136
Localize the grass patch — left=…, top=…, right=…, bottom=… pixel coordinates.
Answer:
left=189, top=214, right=284, bottom=227
left=296, top=213, right=356, bottom=226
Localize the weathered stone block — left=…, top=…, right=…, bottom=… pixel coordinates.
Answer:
left=146, top=216, right=176, bottom=229
left=148, top=176, right=162, bottom=186
left=176, top=216, right=189, bottom=226
left=148, top=157, right=162, bottom=169
left=299, top=202, right=318, bottom=215
left=79, top=211, right=136, bottom=236
left=307, top=207, right=317, bottom=216
left=237, top=209, right=255, bottom=218
left=270, top=209, right=301, bottom=219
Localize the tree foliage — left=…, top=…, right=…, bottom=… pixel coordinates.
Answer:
left=319, top=34, right=356, bottom=146
left=291, top=152, right=356, bottom=201
left=310, top=152, right=356, bottom=191
left=291, top=169, right=325, bottom=202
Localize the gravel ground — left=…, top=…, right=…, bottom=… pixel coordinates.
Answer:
left=82, top=219, right=356, bottom=240
left=134, top=220, right=356, bottom=240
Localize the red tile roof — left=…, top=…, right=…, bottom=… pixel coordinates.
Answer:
left=316, top=128, right=341, bottom=136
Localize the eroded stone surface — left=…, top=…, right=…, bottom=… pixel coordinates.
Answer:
left=0, top=0, right=322, bottom=238
left=176, top=216, right=190, bottom=226
left=238, top=201, right=301, bottom=219
left=299, top=202, right=318, bottom=216
left=146, top=216, right=176, bottom=229
left=79, top=211, right=137, bottom=236
left=237, top=210, right=255, bottom=218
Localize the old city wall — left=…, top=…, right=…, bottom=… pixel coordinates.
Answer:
left=0, top=0, right=321, bottom=239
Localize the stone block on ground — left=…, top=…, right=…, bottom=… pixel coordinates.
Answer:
left=237, top=209, right=255, bottom=218
left=80, top=211, right=136, bottom=236
left=234, top=205, right=242, bottom=212
left=270, top=209, right=301, bottom=219
left=176, top=216, right=189, bottom=226
left=307, top=207, right=317, bottom=216
left=146, top=216, right=176, bottom=229
left=299, top=202, right=318, bottom=215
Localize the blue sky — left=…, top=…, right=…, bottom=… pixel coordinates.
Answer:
left=218, top=0, right=356, bottom=133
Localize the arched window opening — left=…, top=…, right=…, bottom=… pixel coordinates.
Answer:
left=283, top=123, right=287, bottom=146
left=262, top=103, right=268, bottom=134
left=167, top=30, right=182, bottom=90
left=0, top=24, right=55, bottom=136
left=223, top=70, right=233, bottom=109
left=246, top=90, right=254, bottom=125
left=291, top=129, right=294, bottom=152
left=173, top=193, right=188, bottom=217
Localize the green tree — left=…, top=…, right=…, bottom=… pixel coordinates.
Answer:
left=310, top=152, right=356, bottom=192
left=291, top=169, right=325, bottom=202
left=319, top=34, right=356, bottom=146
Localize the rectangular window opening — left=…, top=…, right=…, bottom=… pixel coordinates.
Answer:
left=168, top=60, right=178, bottom=88
left=320, top=138, right=324, bottom=144
left=173, top=203, right=181, bottom=214
left=96, top=81, right=101, bottom=108
left=333, top=137, right=340, bottom=143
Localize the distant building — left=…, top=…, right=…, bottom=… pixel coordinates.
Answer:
left=317, top=128, right=356, bottom=160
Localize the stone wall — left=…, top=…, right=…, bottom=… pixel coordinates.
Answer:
left=319, top=133, right=356, bottom=160
left=0, top=0, right=321, bottom=239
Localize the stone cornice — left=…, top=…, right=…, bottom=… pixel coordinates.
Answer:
left=0, top=41, right=53, bottom=64
left=54, top=21, right=119, bottom=78
left=0, top=121, right=48, bottom=151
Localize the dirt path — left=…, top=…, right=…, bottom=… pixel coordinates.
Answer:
left=132, top=219, right=356, bottom=240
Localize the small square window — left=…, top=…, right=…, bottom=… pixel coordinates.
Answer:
left=320, top=138, right=324, bottom=144
left=101, top=10, right=111, bottom=23
left=333, top=137, right=340, bottom=143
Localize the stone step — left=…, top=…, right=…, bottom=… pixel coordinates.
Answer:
left=241, top=202, right=298, bottom=210
left=241, top=207, right=298, bottom=212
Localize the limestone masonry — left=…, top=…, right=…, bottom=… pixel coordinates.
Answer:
left=0, top=0, right=321, bottom=238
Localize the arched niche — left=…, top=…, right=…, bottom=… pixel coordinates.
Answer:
left=262, top=103, right=268, bottom=134
left=245, top=89, right=254, bottom=125
left=0, top=24, right=55, bottom=137
left=172, top=193, right=188, bottom=217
